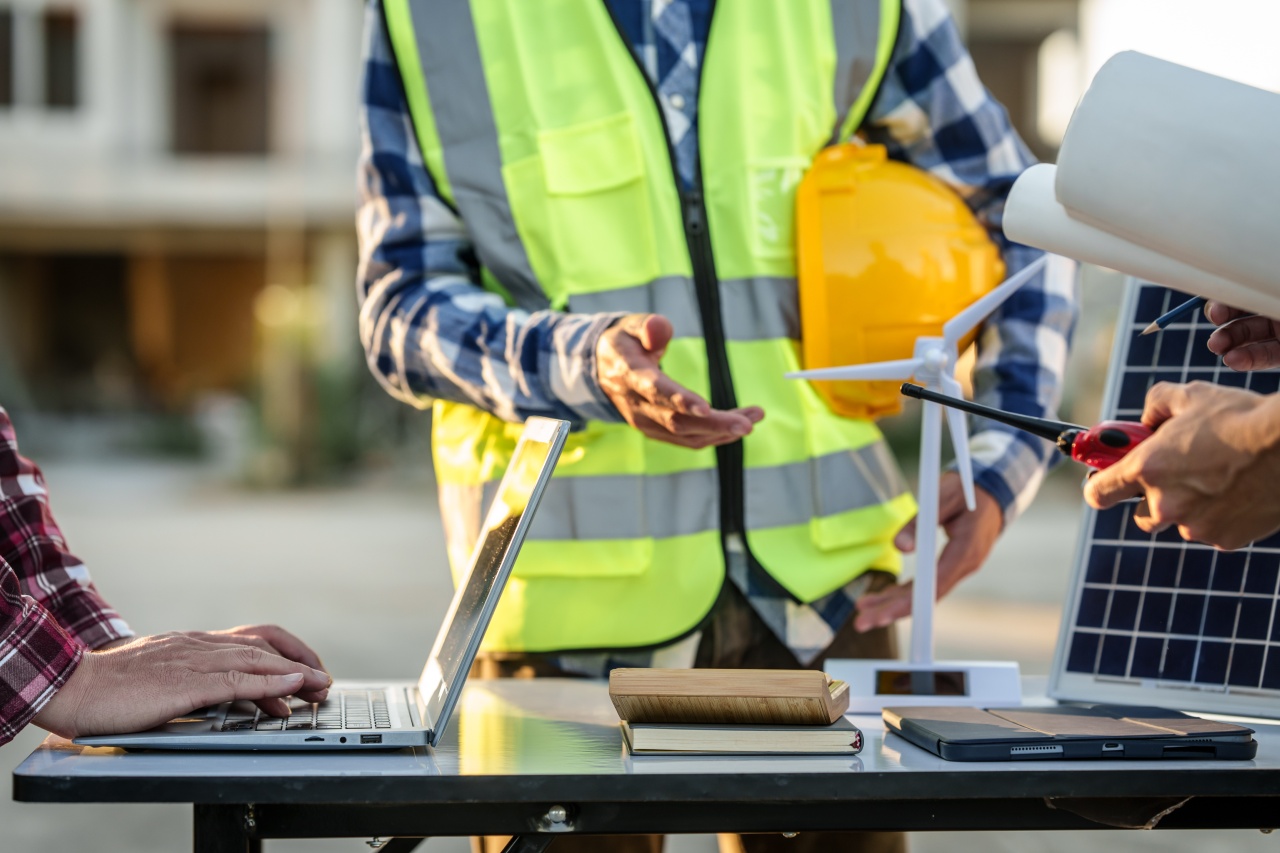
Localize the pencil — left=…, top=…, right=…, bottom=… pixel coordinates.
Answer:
left=1141, top=296, right=1208, bottom=336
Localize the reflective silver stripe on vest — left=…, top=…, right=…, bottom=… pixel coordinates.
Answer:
left=747, top=442, right=909, bottom=531
left=484, top=468, right=720, bottom=542
left=567, top=276, right=799, bottom=342
left=568, top=277, right=702, bottom=340
left=720, top=277, right=800, bottom=342
left=830, top=0, right=886, bottom=141
left=408, top=0, right=548, bottom=313
left=474, top=442, right=906, bottom=542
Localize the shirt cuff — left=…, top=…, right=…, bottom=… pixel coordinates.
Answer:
left=0, top=599, right=85, bottom=746
left=46, top=586, right=134, bottom=651
left=541, top=310, right=630, bottom=425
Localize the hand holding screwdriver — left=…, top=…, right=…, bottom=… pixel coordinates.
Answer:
left=1084, top=381, right=1280, bottom=550
left=900, top=384, right=1152, bottom=470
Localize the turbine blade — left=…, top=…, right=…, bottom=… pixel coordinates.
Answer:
left=940, top=375, right=977, bottom=512
left=787, top=358, right=923, bottom=382
left=943, top=255, right=1049, bottom=350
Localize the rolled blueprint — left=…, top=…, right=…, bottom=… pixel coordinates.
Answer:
left=1006, top=165, right=1280, bottom=320
left=1055, top=51, right=1280, bottom=299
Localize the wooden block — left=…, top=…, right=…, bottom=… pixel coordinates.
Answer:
left=608, top=668, right=850, bottom=726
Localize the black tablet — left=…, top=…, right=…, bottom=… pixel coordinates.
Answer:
left=883, top=704, right=1258, bottom=761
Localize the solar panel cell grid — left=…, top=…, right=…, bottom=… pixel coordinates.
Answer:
left=1053, top=282, right=1280, bottom=714
left=1137, top=593, right=1172, bottom=633
left=1196, top=642, right=1230, bottom=683
left=1265, top=656, right=1280, bottom=690
left=1247, top=563, right=1280, bottom=595
left=1231, top=644, right=1266, bottom=686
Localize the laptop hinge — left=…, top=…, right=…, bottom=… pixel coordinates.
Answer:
left=409, top=686, right=432, bottom=731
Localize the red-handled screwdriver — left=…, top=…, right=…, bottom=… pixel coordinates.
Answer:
left=901, top=383, right=1153, bottom=470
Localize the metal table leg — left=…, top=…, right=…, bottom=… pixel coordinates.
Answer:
left=378, top=840, right=427, bottom=853
left=500, top=835, right=556, bottom=853
left=194, top=804, right=260, bottom=853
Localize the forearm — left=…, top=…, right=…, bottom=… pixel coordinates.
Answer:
left=359, top=284, right=625, bottom=424
left=39, top=583, right=131, bottom=651
left=356, top=1, right=624, bottom=425
left=357, top=223, right=625, bottom=424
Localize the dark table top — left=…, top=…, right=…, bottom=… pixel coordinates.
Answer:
left=14, top=677, right=1280, bottom=810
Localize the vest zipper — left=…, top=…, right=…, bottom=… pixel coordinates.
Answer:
left=681, top=189, right=745, bottom=539
left=602, top=3, right=746, bottom=542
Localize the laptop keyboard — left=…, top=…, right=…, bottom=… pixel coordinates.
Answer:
left=219, top=689, right=394, bottom=733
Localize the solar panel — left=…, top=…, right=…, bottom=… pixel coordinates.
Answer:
left=1049, top=279, right=1280, bottom=718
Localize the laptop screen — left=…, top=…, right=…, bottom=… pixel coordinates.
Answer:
left=416, top=417, right=567, bottom=745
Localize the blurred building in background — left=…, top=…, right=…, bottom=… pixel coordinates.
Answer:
left=8, top=0, right=1276, bottom=469
left=0, top=0, right=1095, bottom=471
left=962, top=0, right=1080, bottom=163
left=0, top=0, right=366, bottom=474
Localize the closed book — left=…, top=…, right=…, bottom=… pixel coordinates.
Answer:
left=620, top=718, right=863, bottom=756
left=609, top=668, right=850, bottom=725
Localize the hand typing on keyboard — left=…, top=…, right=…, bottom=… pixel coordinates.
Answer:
left=173, top=625, right=331, bottom=707
left=220, top=691, right=394, bottom=733
left=33, top=627, right=332, bottom=740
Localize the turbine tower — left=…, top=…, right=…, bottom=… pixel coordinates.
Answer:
left=788, top=255, right=1047, bottom=707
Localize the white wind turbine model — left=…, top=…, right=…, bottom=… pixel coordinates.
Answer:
left=788, top=255, right=1047, bottom=710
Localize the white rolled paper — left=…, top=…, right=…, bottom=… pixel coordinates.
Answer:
left=1056, top=51, right=1280, bottom=299
left=1006, top=165, right=1280, bottom=320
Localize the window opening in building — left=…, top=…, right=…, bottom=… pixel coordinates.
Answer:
left=170, top=24, right=270, bottom=155
left=42, top=7, right=79, bottom=108
left=0, top=7, right=14, bottom=107
left=0, top=253, right=135, bottom=413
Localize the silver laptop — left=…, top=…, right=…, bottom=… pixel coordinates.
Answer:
left=76, top=417, right=569, bottom=751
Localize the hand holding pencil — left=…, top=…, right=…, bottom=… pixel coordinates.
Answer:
left=1144, top=294, right=1280, bottom=372
left=1204, top=301, right=1280, bottom=371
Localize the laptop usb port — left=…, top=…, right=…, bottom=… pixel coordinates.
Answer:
left=360, top=734, right=382, bottom=744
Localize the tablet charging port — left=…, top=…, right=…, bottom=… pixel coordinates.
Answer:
left=1102, top=742, right=1123, bottom=753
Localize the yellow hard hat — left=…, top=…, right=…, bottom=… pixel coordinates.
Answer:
left=796, top=143, right=1005, bottom=420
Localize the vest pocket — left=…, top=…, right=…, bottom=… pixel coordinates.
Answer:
left=540, top=113, right=644, bottom=193
left=748, top=156, right=809, bottom=262
left=510, top=538, right=654, bottom=579
left=502, top=112, right=660, bottom=295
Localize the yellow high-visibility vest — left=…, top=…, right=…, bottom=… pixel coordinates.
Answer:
left=384, top=0, right=915, bottom=653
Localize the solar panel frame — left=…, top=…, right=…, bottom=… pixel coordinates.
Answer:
left=1048, top=278, right=1280, bottom=719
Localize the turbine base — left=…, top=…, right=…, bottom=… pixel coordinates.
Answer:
left=825, top=659, right=1022, bottom=713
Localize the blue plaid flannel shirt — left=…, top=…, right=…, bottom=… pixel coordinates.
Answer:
left=357, top=0, right=1078, bottom=669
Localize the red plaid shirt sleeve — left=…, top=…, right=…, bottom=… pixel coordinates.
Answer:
left=0, top=407, right=133, bottom=744
left=0, top=560, right=84, bottom=745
